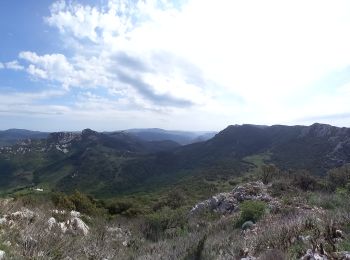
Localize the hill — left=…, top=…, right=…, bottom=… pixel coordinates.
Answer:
left=1, top=123, right=350, bottom=197
left=119, top=128, right=216, bottom=145
left=0, top=129, right=49, bottom=146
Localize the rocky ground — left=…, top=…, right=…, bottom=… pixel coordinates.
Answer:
left=0, top=181, right=349, bottom=259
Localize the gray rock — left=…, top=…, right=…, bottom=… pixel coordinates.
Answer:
left=241, top=221, right=254, bottom=230
left=191, top=181, right=278, bottom=215
left=0, top=250, right=5, bottom=260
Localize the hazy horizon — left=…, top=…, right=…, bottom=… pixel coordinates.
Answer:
left=0, top=121, right=348, bottom=133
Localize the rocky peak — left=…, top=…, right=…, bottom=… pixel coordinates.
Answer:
left=48, top=132, right=80, bottom=145
left=81, top=129, right=99, bottom=140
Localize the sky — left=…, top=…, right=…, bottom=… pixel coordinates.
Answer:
left=1, top=0, right=350, bottom=131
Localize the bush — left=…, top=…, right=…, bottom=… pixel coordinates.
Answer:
left=307, top=192, right=346, bottom=210
left=107, top=200, right=133, bottom=215
left=235, top=200, right=266, bottom=227
left=153, top=189, right=186, bottom=211
left=69, top=191, right=98, bottom=215
left=292, top=170, right=318, bottom=191
left=260, top=164, right=279, bottom=184
left=51, top=191, right=100, bottom=215
left=327, top=164, right=350, bottom=191
left=51, top=192, right=75, bottom=210
left=142, top=207, right=188, bottom=241
left=269, top=180, right=293, bottom=197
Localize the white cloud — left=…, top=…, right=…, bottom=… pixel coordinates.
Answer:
left=6, top=0, right=350, bottom=129
left=0, top=62, right=4, bottom=69
left=5, top=60, right=24, bottom=71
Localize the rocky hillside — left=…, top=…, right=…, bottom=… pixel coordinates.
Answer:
left=1, top=123, right=350, bottom=197
left=1, top=173, right=350, bottom=259
left=174, top=123, right=350, bottom=175
left=0, top=129, right=49, bottom=147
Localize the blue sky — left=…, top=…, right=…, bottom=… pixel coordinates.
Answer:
left=1, top=0, right=350, bottom=131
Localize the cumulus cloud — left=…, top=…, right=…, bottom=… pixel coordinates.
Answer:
left=4, top=0, right=350, bottom=129
left=5, top=60, right=24, bottom=71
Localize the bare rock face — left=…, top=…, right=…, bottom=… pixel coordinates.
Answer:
left=7, top=208, right=36, bottom=223
left=0, top=250, right=5, bottom=260
left=190, top=182, right=279, bottom=215
left=69, top=217, right=89, bottom=236
left=47, top=217, right=57, bottom=230
left=48, top=210, right=89, bottom=236
left=301, top=249, right=328, bottom=260
left=232, top=181, right=272, bottom=202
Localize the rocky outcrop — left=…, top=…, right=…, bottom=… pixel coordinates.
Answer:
left=190, top=181, right=280, bottom=215
left=48, top=210, right=90, bottom=236
left=0, top=250, right=5, bottom=260
left=69, top=217, right=89, bottom=236
left=301, top=249, right=328, bottom=260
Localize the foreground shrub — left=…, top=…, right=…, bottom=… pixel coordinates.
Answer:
left=292, top=170, right=318, bottom=191
left=51, top=191, right=100, bottom=215
left=327, top=164, right=350, bottom=191
left=142, top=207, right=188, bottom=241
left=51, top=192, right=75, bottom=210
left=235, top=200, right=266, bottom=227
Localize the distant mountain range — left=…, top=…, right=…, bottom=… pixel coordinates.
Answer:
left=0, top=123, right=350, bottom=197
left=121, top=128, right=216, bottom=145
left=0, top=129, right=49, bottom=146
left=0, top=128, right=216, bottom=147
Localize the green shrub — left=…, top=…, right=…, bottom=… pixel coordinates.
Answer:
left=51, top=192, right=75, bottom=210
left=327, top=164, right=350, bottom=191
left=69, top=191, right=98, bottom=215
left=292, top=170, right=318, bottom=191
left=142, top=207, right=188, bottom=241
left=269, top=180, right=293, bottom=197
left=235, top=200, right=266, bottom=227
left=260, top=164, right=279, bottom=184
left=52, top=191, right=101, bottom=214
left=107, top=200, right=133, bottom=215
left=308, top=192, right=347, bottom=210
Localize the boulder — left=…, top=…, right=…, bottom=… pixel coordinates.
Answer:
left=241, top=221, right=255, bottom=231
left=9, top=208, right=36, bottom=221
left=0, top=217, right=7, bottom=225
left=232, top=181, right=271, bottom=202
left=47, top=217, right=57, bottom=230
left=190, top=181, right=279, bottom=215
left=70, top=217, right=89, bottom=236
left=70, top=210, right=81, bottom=218
left=301, top=249, right=328, bottom=260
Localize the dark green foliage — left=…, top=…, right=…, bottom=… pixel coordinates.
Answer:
left=51, top=191, right=101, bottom=215
left=260, top=164, right=279, bottom=184
left=237, top=200, right=266, bottom=225
left=292, top=170, right=318, bottom=191
left=69, top=191, right=98, bottom=215
left=327, top=164, right=350, bottom=191
left=241, top=220, right=255, bottom=230
left=51, top=192, right=75, bottom=210
left=185, top=235, right=207, bottom=260
left=153, top=189, right=186, bottom=210
left=142, top=207, right=188, bottom=241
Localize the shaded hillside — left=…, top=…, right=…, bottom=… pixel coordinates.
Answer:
left=0, top=129, right=180, bottom=195
left=173, top=123, right=350, bottom=175
left=121, top=128, right=216, bottom=145
left=1, top=123, right=350, bottom=197
left=0, top=129, right=49, bottom=146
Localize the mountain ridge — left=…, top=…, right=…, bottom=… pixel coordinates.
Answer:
left=1, top=123, right=350, bottom=196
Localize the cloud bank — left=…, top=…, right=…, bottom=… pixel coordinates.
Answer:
left=2, top=0, right=350, bottom=130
